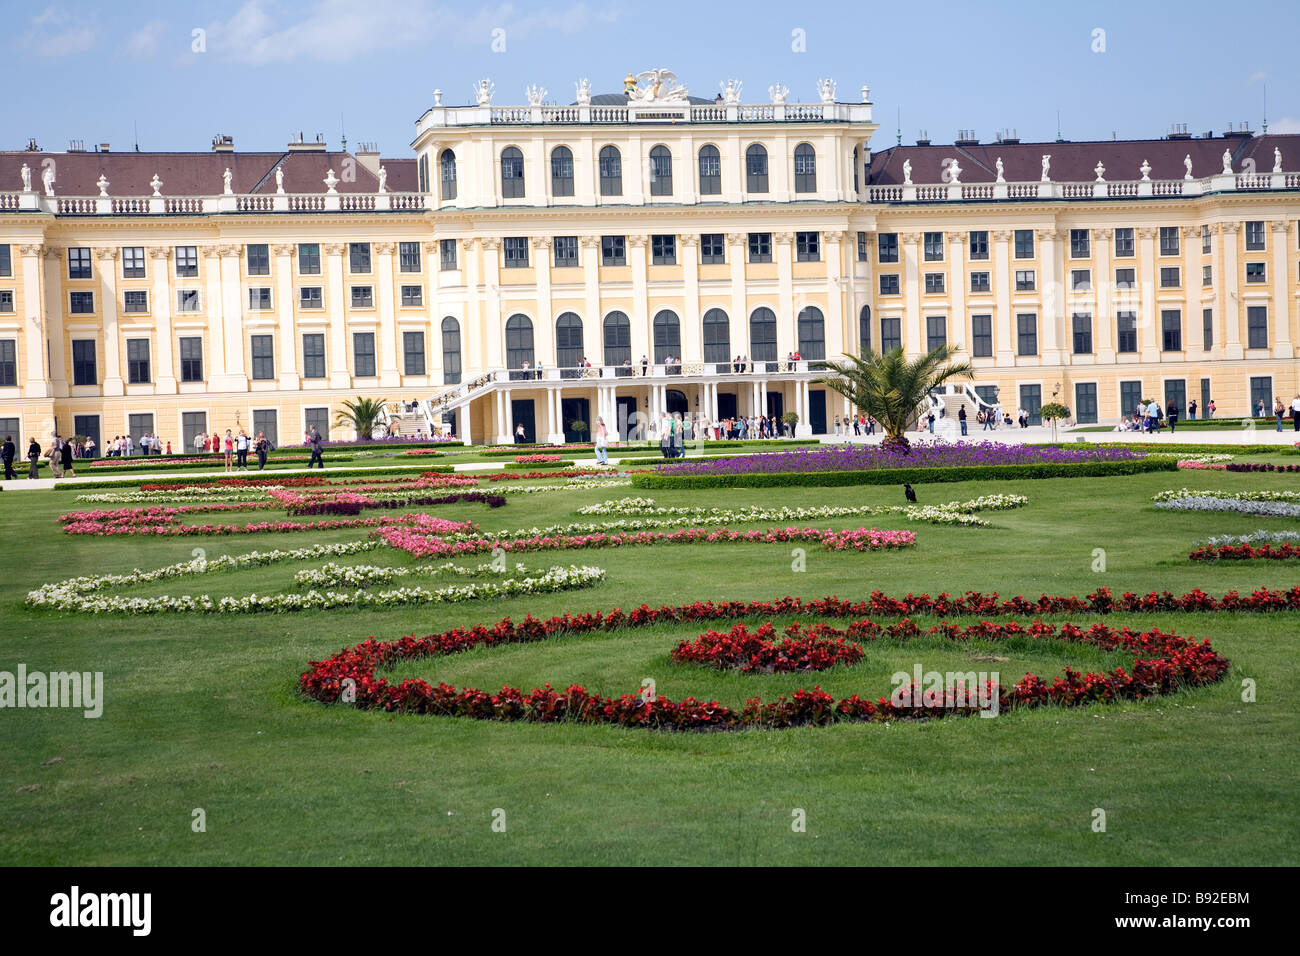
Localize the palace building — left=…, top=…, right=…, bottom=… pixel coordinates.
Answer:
left=1, top=69, right=1298, bottom=448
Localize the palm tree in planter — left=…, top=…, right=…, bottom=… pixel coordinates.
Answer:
left=815, top=346, right=973, bottom=453
left=334, top=397, right=388, bottom=442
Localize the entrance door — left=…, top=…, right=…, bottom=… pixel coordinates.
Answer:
left=808, top=390, right=827, bottom=434
left=561, top=397, right=590, bottom=443
left=1074, top=383, right=1098, bottom=424
left=1200, top=378, right=1211, bottom=418
left=717, top=392, right=737, bottom=420
left=1163, top=380, right=1186, bottom=419
left=511, top=399, right=536, bottom=443
left=765, top=391, right=784, bottom=421
left=616, top=396, right=637, bottom=441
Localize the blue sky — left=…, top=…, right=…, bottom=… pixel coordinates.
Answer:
left=4, top=0, right=1297, bottom=156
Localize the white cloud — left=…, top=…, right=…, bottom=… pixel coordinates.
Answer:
left=26, top=7, right=96, bottom=57
left=125, top=19, right=167, bottom=59
left=1247, top=71, right=1266, bottom=84
left=1268, top=117, right=1300, bottom=134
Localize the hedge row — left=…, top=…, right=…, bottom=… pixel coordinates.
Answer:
left=51, top=464, right=456, bottom=491
left=629, top=458, right=1178, bottom=490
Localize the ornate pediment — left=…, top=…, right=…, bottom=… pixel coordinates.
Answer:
left=625, top=68, right=690, bottom=105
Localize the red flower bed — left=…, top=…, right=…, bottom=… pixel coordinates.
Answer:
left=672, top=622, right=865, bottom=672
left=298, top=590, right=1237, bottom=731
left=514, top=454, right=564, bottom=464
left=1190, top=542, right=1300, bottom=561
left=286, top=492, right=507, bottom=517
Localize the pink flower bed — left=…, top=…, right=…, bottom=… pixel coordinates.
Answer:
left=515, top=454, right=564, bottom=464
left=1177, top=461, right=1228, bottom=470
left=61, top=509, right=474, bottom=538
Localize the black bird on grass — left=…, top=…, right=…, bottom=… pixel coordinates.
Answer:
left=903, top=483, right=917, bottom=503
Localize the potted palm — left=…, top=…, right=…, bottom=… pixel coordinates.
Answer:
left=334, top=397, right=387, bottom=442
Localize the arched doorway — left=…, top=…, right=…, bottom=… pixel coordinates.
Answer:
left=665, top=388, right=688, bottom=416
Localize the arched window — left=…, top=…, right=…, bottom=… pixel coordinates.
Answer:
left=599, top=145, right=622, bottom=196
left=797, top=306, right=826, bottom=360
left=746, top=144, right=768, bottom=193
left=439, top=149, right=457, bottom=201
left=852, top=146, right=859, bottom=193
left=441, top=316, right=461, bottom=385
left=859, top=304, right=872, bottom=354
left=555, top=312, right=584, bottom=376
left=550, top=145, right=574, bottom=197
left=649, top=145, right=673, bottom=196
left=794, top=143, right=817, bottom=193
left=505, top=314, right=534, bottom=368
left=653, top=310, right=680, bottom=363
left=603, top=311, right=631, bottom=369
left=749, top=307, right=777, bottom=361
left=698, top=145, right=721, bottom=195
left=418, top=154, right=429, bottom=193
left=500, top=146, right=525, bottom=198
left=702, top=308, right=730, bottom=363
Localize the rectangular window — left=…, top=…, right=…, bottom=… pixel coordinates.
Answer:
left=0, top=339, right=16, bottom=386
left=1115, top=267, right=1135, bottom=290
left=968, top=231, right=989, bottom=260
left=1250, top=376, right=1273, bottom=416
left=0, top=244, right=10, bottom=277
left=353, top=332, right=376, bottom=377
left=1016, top=314, right=1038, bottom=355
left=0, top=291, right=13, bottom=313
left=601, top=236, right=625, bottom=266
left=880, top=316, right=901, bottom=353
left=1245, top=262, right=1266, bottom=283
left=182, top=412, right=207, bottom=454
left=300, top=286, right=322, bottom=309
left=1013, top=229, right=1034, bottom=259
left=1202, top=308, right=1213, bottom=350
left=1015, top=269, right=1036, bottom=291
left=1247, top=306, right=1268, bottom=349
left=72, top=339, right=97, bottom=385
left=298, top=243, right=321, bottom=275
left=1116, top=312, right=1137, bottom=353
left=1164, top=379, right=1187, bottom=420
left=250, top=335, right=274, bottom=380
left=970, top=271, right=990, bottom=293
left=247, top=244, right=270, bottom=276
left=68, top=247, right=93, bottom=279
left=1074, top=382, right=1098, bottom=424
left=248, top=287, right=272, bottom=310
left=1114, top=228, right=1135, bottom=258
left=398, top=241, right=421, bottom=273
left=795, top=231, right=820, bottom=262
left=349, top=242, right=371, bottom=274
left=252, top=409, right=278, bottom=449
left=1072, top=313, right=1093, bottom=354
left=126, top=338, right=150, bottom=383
left=304, top=407, right=330, bottom=441
left=122, top=246, right=146, bottom=279
left=1159, top=266, right=1179, bottom=288
left=857, top=232, right=868, bottom=262
left=400, top=285, right=423, bottom=307
left=179, top=336, right=203, bottom=382
left=350, top=286, right=373, bottom=308
left=878, top=233, right=899, bottom=263
left=1071, top=269, right=1091, bottom=291
left=70, top=291, right=94, bottom=313
left=1161, top=309, right=1182, bottom=351
left=123, top=290, right=148, bottom=313
left=1069, top=229, right=1090, bottom=258
left=302, top=334, right=326, bottom=379
left=127, top=413, right=154, bottom=444
left=926, top=315, right=946, bottom=351
left=176, top=289, right=200, bottom=313
left=503, top=237, right=529, bottom=268
left=1244, top=221, right=1265, bottom=251
left=922, top=231, right=943, bottom=261
left=971, top=315, right=993, bottom=357
left=924, top=272, right=945, bottom=294
left=1201, top=224, right=1211, bottom=255
left=700, top=234, right=725, bottom=265
left=651, top=234, right=676, bottom=265
left=1019, top=384, right=1042, bottom=425
left=175, top=246, right=198, bottom=278
left=439, top=239, right=458, bottom=271
left=403, top=331, right=426, bottom=375
left=748, top=233, right=772, bottom=263
left=1202, top=265, right=1212, bottom=286
left=1120, top=380, right=1144, bottom=417
left=1159, top=226, right=1179, bottom=256
left=879, top=274, right=900, bottom=295
left=553, top=236, right=578, bottom=267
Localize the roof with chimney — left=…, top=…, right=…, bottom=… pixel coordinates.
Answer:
left=866, top=132, right=1298, bottom=185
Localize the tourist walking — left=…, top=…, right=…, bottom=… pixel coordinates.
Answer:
left=254, top=431, right=270, bottom=470
left=1, top=435, right=15, bottom=481
left=1188, top=399, right=1197, bottom=420
left=26, top=438, right=41, bottom=479
left=958, top=405, right=967, bottom=436
left=236, top=430, right=250, bottom=470
left=60, top=436, right=76, bottom=478
left=1292, top=395, right=1300, bottom=432
left=1207, top=399, right=1216, bottom=419
left=308, top=426, right=325, bottom=468
left=594, top=417, right=609, bottom=464
left=1167, top=399, right=1180, bottom=434
left=222, top=430, right=235, bottom=472
left=1275, top=398, right=1285, bottom=432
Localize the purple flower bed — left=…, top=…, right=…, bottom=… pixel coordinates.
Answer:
left=657, top=441, right=1146, bottom=476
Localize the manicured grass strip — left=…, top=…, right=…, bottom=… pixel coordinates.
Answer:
left=53, top=464, right=457, bottom=491
left=631, top=458, right=1176, bottom=489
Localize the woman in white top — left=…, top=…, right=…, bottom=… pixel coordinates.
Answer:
left=594, top=417, right=609, bottom=464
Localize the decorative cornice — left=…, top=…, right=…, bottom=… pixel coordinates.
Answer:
left=219, top=244, right=242, bottom=257
left=1181, top=226, right=1200, bottom=238
left=900, top=232, right=921, bottom=245
left=423, top=241, right=440, bottom=253
left=1221, top=222, right=1239, bottom=235
left=774, top=231, right=796, bottom=243
left=679, top=234, right=698, bottom=248
left=579, top=235, right=601, bottom=249
left=823, top=230, right=845, bottom=243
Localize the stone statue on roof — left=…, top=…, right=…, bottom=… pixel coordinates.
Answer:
left=575, top=78, right=591, bottom=106
left=525, top=84, right=547, bottom=107
left=1221, top=149, right=1232, bottom=174
left=275, top=165, right=284, bottom=194
left=1041, top=154, right=1051, bottom=182
left=902, top=159, right=912, bottom=185
left=473, top=79, right=494, bottom=106
left=1140, top=159, right=1151, bottom=181
left=20, top=163, right=31, bottom=192
left=1094, top=161, right=1106, bottom=182
left=995, top=157, right=1004, bottom=183
left=96, top=174, right=109, bottom=197
left=721, top=78, right=741, bottom=105
left=816, top=78, right=836, bottom=103
left=41, top=163, right=55, bottom=196
left=1275, top=147, right=1283, bottom=173
left=1184, top=154, right=1193, bottom=179
left=628, top=69, right=689, bottom=104
left=377, top=165, right=387, bottom=193
left=769, top=83, right=788, bottom=105
left=150, top=174, right=162, bottom=197
left=222, top=167, right=233, bottom=195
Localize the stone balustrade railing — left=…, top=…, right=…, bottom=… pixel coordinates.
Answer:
left=865, top=171, right=1295, bottom=203
left=431, top=100, right=868, bottom=128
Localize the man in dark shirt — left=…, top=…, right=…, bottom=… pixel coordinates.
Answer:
left=308, top=427, right=324, bottom=468
left=1, top=436, right=15, bottom=480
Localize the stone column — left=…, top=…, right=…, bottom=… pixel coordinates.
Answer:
left=1039, top=229, right=1065, bottom=365
left=1220, top=224, right=1242, bottom=359
left=796, top=380, right=811, bottom=437
left=532, top=237, right=554, bottom=368
left=40, top=247, right=67, bottom=397
left=375, top=242, right=401, bottom=387
left=324, top=243, right=351, bottom=387
left=992, top=230, right=1015, bottom=364
left=148, top=246, right=177, bottom=392
left=202, top=247, right=227, bottom=381
left=901, top=233, right=922, bottom=358
left=271, top=244, right=299, bottom=389
left=480, top=238, right=503, bottom=370
left=775, top=232, right=795, bottom=358
left=681, top=234, right=701, bottom=361
left=423, top=241, right=441, bottom=379
left=628, top=235, right=650, bottom=364
left=94, top=247, right=124, bottom=395
left=824, top=230, right=846, bottom=359
left=580, top=237, right=601, bottom=359
left=218, top=245, right=248, bottom=389
left=947, top=232, right=966, bottom=354
left=1181, top=226, right=1202, bottom=353
left=1271, top=221, right=1293, bottom=358
left=1093, top=228, right=1115, bottom=362
left=1137, top=227, right=1160, bottom=362
left=727, top=233, right=747, bottom=360
left=20, top=245, right=51, bottom=397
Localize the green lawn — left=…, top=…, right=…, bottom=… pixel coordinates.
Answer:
left=1, top=463, right=1297, bottom=865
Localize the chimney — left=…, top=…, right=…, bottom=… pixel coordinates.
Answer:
left=99, top=142, right=111, bottom=152
left=288, top=130, right=326, bottom=152
left=355, top=141, right=381, bottom=176
left=68, top=139, right=86, bottom=152
left=915, top=128, right=931, bottom=147
left=954, top=129, right=978, bottom=146
left=212, top=134, right=234, bottom=152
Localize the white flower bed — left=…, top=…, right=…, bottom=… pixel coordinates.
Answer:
left=1154, top=488, right=1300, bottom=503
left=1156, top=497, right=1300, bottom=519
left=1199, top=530, right=1300, bottom=547
left=575, top=494, right=1027, bottom=528
left=499, top=479, right=633, bottom=495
